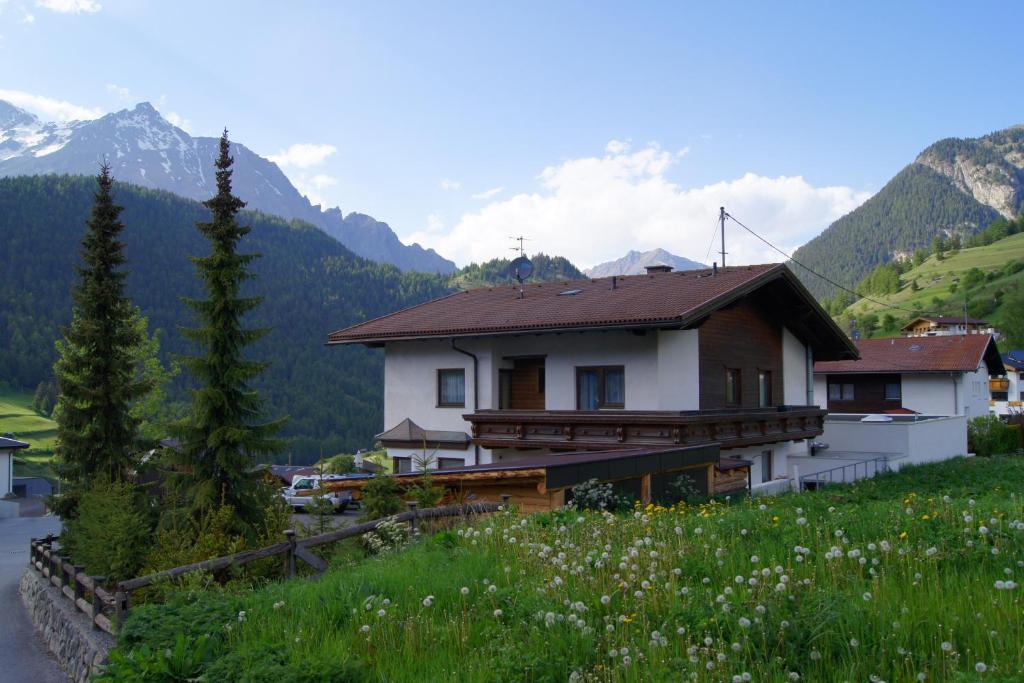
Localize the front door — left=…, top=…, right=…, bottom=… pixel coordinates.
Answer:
left=505, top=358, right=545, bottom=409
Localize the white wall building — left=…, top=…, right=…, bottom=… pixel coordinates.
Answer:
left=329, top=263, right=857, bottom=495
left=990, top=350, right=1024, bottom=417
left=0, top=436, right=29, bottom=518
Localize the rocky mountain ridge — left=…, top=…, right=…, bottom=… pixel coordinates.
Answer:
left=584, top=248, right=705, bottom=277
left=0, top=100, right=455, bottom=273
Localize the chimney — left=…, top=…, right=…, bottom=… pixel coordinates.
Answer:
left=645, top=263, right=673, bottom=274
left=712, top=261, right=718, bottom=276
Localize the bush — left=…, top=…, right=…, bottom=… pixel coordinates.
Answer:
left=62, top=478, right=152, bottom=581
left=667, top=472, right=706, bottom=504
left=360, top=476, right=404, bottom=521
left=323, top=454, right=357, bottom=474
left=567, top=478, right=632, bottom=512
left=361, top=516, right=409, bottom=555
left=968, top=415, right=1020, bottom=457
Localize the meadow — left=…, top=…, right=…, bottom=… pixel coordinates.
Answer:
left=0, top=386, right=57, bottom=479
left=108, top=457, right=1024, bottom=682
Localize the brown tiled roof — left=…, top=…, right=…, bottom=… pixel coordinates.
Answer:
left=814, top=335, right=1002, bottom=375
left=900, top=315, right=990, bottom=330
left=327, top=263, right=857, bottom=360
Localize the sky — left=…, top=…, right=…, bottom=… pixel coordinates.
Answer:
left=3, top=1, right=1024, bottom=268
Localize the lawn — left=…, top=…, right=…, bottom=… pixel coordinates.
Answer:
left=108, top=457, right=1023, bottom=682
left=0, top=386, right=57, bottom=478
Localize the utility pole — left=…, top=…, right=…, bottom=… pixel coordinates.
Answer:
left=719, top=207, right=727, bottom=267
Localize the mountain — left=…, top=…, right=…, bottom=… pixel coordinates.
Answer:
left=584, top=248, right=705, bottom=277
left=0, top=101, right=455, bottom=274
left=450, top=253, right=584, bottom=290
left=0, top=174, right=451, bottom=462
left=792, top=125, right=1024, bottom=300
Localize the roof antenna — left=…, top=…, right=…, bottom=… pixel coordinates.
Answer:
left=719, top=207, right=727, bottom=268
left=508, top=235, right=533, bottom=299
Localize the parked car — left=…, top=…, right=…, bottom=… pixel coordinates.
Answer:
left=282, top=474, right=353, bottom=513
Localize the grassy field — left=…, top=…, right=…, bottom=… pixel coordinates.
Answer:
left=108, top=457, right=1024, bottom=682
left=0, top=386, right=57, bottom=479
left=843, top=233, right=1024, bottom=337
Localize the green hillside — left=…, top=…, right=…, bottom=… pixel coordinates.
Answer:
left=0, top=175, right=452, bottom=462
left=0, top=387, right=57, bottom=479
left=839, top=232, right=1024, bottom=337
left=793, top=163, right=999, bottom=300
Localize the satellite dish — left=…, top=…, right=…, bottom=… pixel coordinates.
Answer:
left=510, top=256, right=534, bottom=283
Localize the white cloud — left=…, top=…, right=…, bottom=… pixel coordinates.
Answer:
left=105, top=83, right=132, bottom=101
left=269, top=143, right=337, bottom=169
left=471, top=186, right=504, bottom=200
left=405, top=142, right=871, bottom=268
left=163, top=111, right=192, bottom=132
left=292, top=173, right=338, bottom=207
left=426, top=212, right=444, bottom=232
left=21, top=11, right=35, bottom=22
left=36, top=0, right=101, bottom=13
left=440, top=178, right=461, bottom=191
left=0, top=88, right=102, bottom=121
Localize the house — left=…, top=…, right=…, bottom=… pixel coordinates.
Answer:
left=900, top=315, right=996, bottom=338
left=813, top=335, right=1002, bottom=417
left=800, top=335, right=1003, bottom=485
left=991, top=350, right=1024, bottom=417
left=0, top=435, right=30, bottom=518
left=327, top=263, right=857, bottom=502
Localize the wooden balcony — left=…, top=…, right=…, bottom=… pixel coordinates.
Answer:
left=464, top=406, right=826, bottom=451
left=990, top=378, right=1010, bottom=392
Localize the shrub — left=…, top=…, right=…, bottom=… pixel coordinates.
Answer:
left=968, top=415, right=1020, bottom=457
left=667, top=472, right=705, bottom=503
left=360, top=476, right=403, bottom=521
left=567, top=478, right=631, bottom=512
left=323, top=454, right=357, bottom=474
left=62, top=478, right=152, bottom=581
left=361, top=516, right=409, bottom=555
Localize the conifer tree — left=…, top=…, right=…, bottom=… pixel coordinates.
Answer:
left=172, top=130, right=285, bottom=533
left=53, top=165, right=151, bottom=518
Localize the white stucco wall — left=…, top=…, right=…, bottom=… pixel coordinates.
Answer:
left=656, top=330, right=700, bottom=411
left=0, top=450, right=12, bottom=497
left=958, top=366, right=991, bottom=418
left=726, top=439, right=807, bottom=495
left=901, top=369, right=989, bottom=417
left=782, top=327, right=809, bottom=406
left=813, top=376, right=827, bottom=409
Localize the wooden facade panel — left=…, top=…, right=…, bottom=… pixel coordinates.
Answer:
left=824, top=373, right=902, bottom=413
left=698, top=297, right=784, bottom=410
left=712, top=466, right=749, bottom=494
left=510, top=359, right=546, bottom=410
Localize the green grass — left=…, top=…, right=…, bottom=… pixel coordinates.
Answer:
left=844, top=233, right=1024, bottom=335
left=0, top=386, right=57, bottom=478
left=110, top=457, right=1024, bottom=682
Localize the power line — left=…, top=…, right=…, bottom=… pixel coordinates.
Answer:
left=702, top=215, right=722, bottom=266
left=723, top=211, right=923, bottom=317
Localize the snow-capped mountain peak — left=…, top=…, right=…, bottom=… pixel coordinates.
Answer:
left=0, top=99, right=455, bottom=273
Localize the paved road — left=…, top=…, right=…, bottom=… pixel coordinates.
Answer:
left=0, top=514, right=68, bottom=683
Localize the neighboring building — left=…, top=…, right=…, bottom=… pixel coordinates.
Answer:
left=11, top=476, right=52, bottom=499
left=813, top=335, right=1002, bottom=417
left=900, top=316, right=996, bottom=338
left=328, top=263, right=857, bottom=498
left=991, top=350, right=1024, bottom=417
left=0, top=435, right=30, bottom=497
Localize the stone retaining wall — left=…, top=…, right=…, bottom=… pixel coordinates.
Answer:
left=19, top=568, right=114, bottom=683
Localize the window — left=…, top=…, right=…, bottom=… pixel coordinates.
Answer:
left=758, top=370, right=772, bottom=407
left=725, top=368, right=742, bottom=406
left=392, top=456, right=412, bottom=474
left=576, top=366, right=625, bottom=409
left=884, top=382, right=902, bottom=400
left=993, top=391, right=1009, bottom=401
left=828, top=382, right=855, bottom=401
left=760, top=450, right=773, bottom=484
left=437, top=457, right=464, bottom=470
left=498, top=369, right=512, bottom=409
left=437, top=368, right=465, bottom=407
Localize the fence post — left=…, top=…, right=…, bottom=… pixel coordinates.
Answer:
left=90, top=576, right=105, bottom=630
left=406, top=501, right=419, bottom=537
left=284, top=530, right=296, bottom=579
left=115, top=590, right=130, bottom=626
left=73, top=565, right=85, bottom=603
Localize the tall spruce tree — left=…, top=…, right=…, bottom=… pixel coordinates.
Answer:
left=53, top=165, right=151, bottom=517
left=172, top=130, right=284, bottom=533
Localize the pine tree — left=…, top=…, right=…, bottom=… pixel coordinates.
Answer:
left=172, top=130, right=285, bottom=534
left=52, top=165, right=151, bottom=518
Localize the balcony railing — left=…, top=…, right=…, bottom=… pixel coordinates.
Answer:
left=990, top=378, right=1010, bottom=392
left=464, top=406, right=826, bottom=451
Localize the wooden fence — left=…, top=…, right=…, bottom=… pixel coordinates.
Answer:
left=27, top=499, right=506, bottom=635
